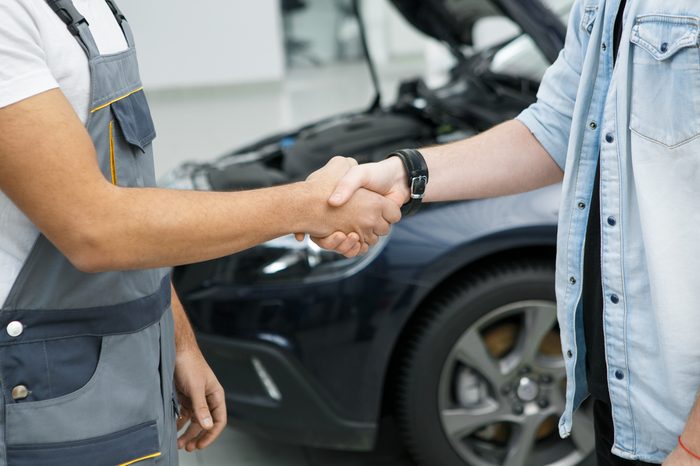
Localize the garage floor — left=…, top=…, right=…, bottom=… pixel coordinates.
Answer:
left=177, top=424, right=414, bottom=466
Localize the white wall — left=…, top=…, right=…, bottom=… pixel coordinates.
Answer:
left=118, top=0, right=285, bottom=90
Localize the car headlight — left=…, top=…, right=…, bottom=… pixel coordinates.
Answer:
left=230, top=233, right=388, bottom=286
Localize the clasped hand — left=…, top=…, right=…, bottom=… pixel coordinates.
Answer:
left=299, top=156, right=409, bottom=257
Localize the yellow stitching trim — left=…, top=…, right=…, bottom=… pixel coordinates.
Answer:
left=118, top=452, right=162, bottom=466
left=109, top=120, right=117, bottom=185
left=90, top=87, right=144, bottom=113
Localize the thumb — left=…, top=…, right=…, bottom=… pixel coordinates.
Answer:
left=329, top=166, right=368, bottom=207
left=191, top=388, right=214, bottom=430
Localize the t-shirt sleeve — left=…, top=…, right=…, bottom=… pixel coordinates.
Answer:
left=0, top=0, right=59, bottom=109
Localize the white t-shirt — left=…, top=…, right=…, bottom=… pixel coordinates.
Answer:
left=0, top=0, right=128, bottom=305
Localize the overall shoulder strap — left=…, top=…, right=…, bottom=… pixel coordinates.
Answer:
left=45, top=0, right=88, bottom=36
left=44, top=0, right=100, bottom=57
left=104, top=0, right=136, bottom=48
left=104, top=0, right=126, bottom=25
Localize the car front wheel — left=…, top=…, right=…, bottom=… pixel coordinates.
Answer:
left=395, top=260, right=594, bottom=466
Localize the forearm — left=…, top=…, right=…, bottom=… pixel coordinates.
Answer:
left=1, top=91, right=398, bottom=272
left=420, top=119, right=563, bottom=202
left=78, top=182, right=318, bottom=271
left=171, top=284, right=198, bottom=354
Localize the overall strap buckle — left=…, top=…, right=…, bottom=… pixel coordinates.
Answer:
left=45, top=0, right=89, bottom=37
left=105, top=0, right=127, bottom=24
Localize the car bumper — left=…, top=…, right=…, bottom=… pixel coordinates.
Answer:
left=196, top=333, right=377, bottom=451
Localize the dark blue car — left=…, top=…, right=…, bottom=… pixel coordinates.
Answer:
left=164, top=1, right=594, bottom=465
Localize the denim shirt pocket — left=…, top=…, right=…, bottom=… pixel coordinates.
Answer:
left=629, top=14, right=700, bottom=147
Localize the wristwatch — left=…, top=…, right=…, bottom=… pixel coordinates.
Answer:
left=387, top=149, right=429, bottom=216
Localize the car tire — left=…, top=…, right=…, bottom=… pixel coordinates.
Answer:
left=395, top=260, right=594, bottom=466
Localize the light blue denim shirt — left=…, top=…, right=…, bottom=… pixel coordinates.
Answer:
left=517, top=0, right=700, bottom=462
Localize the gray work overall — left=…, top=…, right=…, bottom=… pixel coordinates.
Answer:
left=0, top=1, right=178, bottom=464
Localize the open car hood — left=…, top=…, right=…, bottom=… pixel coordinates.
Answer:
left=389, top=0, right=566, bottom=63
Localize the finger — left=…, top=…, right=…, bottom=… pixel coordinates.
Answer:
left=337, top=235, right=361, bottom=257
left=346, top=241, right=365, bottom=257
left=381, top=199, right=402, bottom=224
left=359, top=242, right=370, bottom=255
left=188, top=384, right=214, bottom=432
left=335, top=235, right=359, bottom=256
left=195, top=388, right=228, bottom=450
left=294, top=233, right=305, bottom=242
left=312, top=231, right=347, bottom=250
left=365, top=232, right=379, bottom=247
left=178, top=420, right=204, bottom=451
left=373, top=217, right=391, bottom=237
left=327, top=155, right=356, bottom=172
left=329, top=165, right=369, bottom=207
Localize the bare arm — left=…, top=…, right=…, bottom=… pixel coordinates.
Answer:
left=0, top=89, right=400, bottom=272
left=420, top=119, right=563, bottom=202
left=328, top=119, right=563, bottom=209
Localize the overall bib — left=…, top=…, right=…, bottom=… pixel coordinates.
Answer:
left=0, top=1, right=178, bottom=464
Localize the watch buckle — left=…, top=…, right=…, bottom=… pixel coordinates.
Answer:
left=410, top=175, right=428, bottom=200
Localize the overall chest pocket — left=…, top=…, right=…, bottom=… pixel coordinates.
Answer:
left=100, top=88, right=157, bottom=187
left=629, top=14, right=700, bottom=148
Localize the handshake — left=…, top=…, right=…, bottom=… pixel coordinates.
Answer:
left=297, top=155, right=413, bottom=257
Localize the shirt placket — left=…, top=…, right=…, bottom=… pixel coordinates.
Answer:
left=561, top=0, right=626, bottom=436
left=599, top=53, right=634, bottom=455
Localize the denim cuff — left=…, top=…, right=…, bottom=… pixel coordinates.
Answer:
left=516, top=109, right=568, bottom=172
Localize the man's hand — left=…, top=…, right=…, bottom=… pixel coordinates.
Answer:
left=300, top=157, right=402, bottom=256
left=663, top=446, right=697, bottom=466
left=174, top=349, right=227, bottom=452
left=307, top=157, right=409, bottom=254
left=328, top=157, right=409, bottom=208
left=172, top=286, right=227, bottom=452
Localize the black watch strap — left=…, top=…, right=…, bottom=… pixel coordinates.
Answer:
left=387, top=149, right=429, bottom=216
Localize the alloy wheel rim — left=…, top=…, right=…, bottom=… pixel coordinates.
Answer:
left=437, top=300, right=594, bottom=466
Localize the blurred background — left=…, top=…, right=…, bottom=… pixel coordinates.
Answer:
left=118, top=0, right=546, bottom=179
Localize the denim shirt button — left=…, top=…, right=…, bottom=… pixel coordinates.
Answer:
left=607, top=216, right=616, bottom=226
left=566, top=349, right=573, bottom=358
left=605, top=133, right=614, bottom=143
left=602, top=42, right=607, bottom=51
left=589, top=121, right=597, bottom=130
left=569, top=276, right=577, bottom=285
left=615, top=370, right=624, bottom=380
left=660, top=42, right=668, bottom=53
left=578, top=202, right=586, bottom=210
left=610, top=294, right=620, bottom=304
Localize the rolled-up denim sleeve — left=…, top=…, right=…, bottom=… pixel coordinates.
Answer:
left=516, top=1, right=586, bottom=171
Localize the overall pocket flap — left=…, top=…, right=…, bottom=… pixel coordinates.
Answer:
left=111, top=90, right=156, bottom=152
left=631, top=14, right=700, bottom=60
left=7, top=420, right=160, bottom=466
